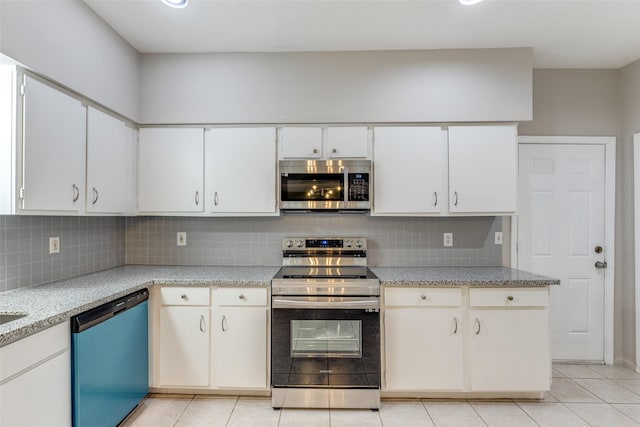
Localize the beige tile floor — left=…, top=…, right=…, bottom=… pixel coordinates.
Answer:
left=121, top=364, right=640, bottom=427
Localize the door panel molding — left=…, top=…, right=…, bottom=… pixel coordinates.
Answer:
left=514, top=135, right=615, bottom=366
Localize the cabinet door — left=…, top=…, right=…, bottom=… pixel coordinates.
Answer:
left=22, top=76, right=86, bottom=213
left=469, top=308, right=550, bottom=391
left=205, top=127, right=276, bottom=214
left=373, top=127, right=446, bottom=215
left=212, top=307, right=268, bottom=388
left=384, top=308, right=463, bottom=391
left=158, top=306, right=210, bottom=387
left=138, top=128, right=204, bottom=213
left=279, top=127, right=322, bottom=158
left=448, top=125, right=517, bottom=214
left=0, top=350, right=71, bottom=427
left=86, top=107, right=136, bottom=214
left=326, top=127, right=368, bottom=158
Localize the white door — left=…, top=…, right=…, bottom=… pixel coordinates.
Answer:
left=448, top=125, right=517, bottom=214
left=212, top=307, right=267, bottom=388
left=384, top=307, right=463, bottom=391
left=204, top=127, right=276, bottom=214
left=518, top=144, right=606, bottom=361
left=469, top=308, right=550, bottom=391
left=86, top=107, right=136, bottom=214
left=22, top=76, right=86, bottom=213
left=138, top=128, right=204, bottom=213
left=326, top=127, right=369, bottom=158
left=373, top=126, right=446, bottom=215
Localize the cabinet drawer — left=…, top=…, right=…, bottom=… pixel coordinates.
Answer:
left=384, top=288, right=462, bottom=307
left=214, top=288, right=267, bottom=307
left=0, top=321, right=69, bottom=383
left=160, top=287, right=210, bottom=306
left=470, top=288, right=549, bottom=307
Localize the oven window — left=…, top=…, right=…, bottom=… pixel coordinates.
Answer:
left=281, top=174, right=344, bottom=201
left=290, top=320, right=362, bottom=358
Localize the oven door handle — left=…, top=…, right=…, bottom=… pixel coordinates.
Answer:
left=272, top=297, right=379, bottom=310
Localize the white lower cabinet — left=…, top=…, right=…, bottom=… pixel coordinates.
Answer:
left=0, top=322, right=70, bottom=427
left=212, top=288, right=268, bottom=388
left=157, top=288, right=211, bottom=387
left=153, top=286, right=269, bottom=391
left=383, top=287, right=550, bottom=395
left=469, top=288, right=551, bottom=392
left=385, top=307, right=463, bottom=391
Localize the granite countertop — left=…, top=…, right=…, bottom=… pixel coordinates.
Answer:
left=0, top=265, right=279, bottom=347
left=371, top=266, right=559, bottom=287
left=0, top=264, right=558, bottom=348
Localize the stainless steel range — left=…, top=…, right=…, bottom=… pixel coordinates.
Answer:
left=271, top=237, right=380, bottom=409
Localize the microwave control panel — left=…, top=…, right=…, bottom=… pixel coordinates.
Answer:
left=348, top=173, right=370, bottom=201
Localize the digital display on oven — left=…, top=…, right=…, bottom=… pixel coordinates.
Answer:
left=306, top=239, right=343, bottom=248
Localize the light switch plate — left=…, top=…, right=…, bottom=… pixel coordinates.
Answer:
left=177, top=232, right=187, bottom=246
left=49, top=237, right=60, bottom=254
left=443, top=233, right=453, bottom=247
left=495, top=232, right=503, bottom=245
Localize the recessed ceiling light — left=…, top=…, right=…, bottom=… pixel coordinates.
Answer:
left=161, top=0, right=188, bottom=8
left=459, top=0, right=485, bottom=5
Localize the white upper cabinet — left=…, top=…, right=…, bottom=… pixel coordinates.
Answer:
left=373, top=127, right=446, bottom=215
left=21, top=76, right=87, bottom=214
left=448, top=125, right=517, bottom=214
left=326, top=127, right=369, bottom=158
left=138, top=128, right=204, bottom=214
left=86, top=107, right=136, bottom=215
left=204, top=127, right=277, bottom=215
left=279, top=127, right=322, bottom=159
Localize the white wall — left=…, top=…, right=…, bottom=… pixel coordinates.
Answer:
left=0, top=0, right=140, bottom=120
left=519, top=69, right=624, bottom=362
left=621, top=60, right=640, bottom=368
left=140, top=48, right=532, bottom=124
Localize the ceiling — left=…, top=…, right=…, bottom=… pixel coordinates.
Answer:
left=83, top=0, right=640, bottom=69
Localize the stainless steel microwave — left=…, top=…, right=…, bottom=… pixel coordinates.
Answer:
left=279, top=160, right=372, bottom=212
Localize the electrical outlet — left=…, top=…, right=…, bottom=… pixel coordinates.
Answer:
left=49, top=237, right=60, bottom=254
left=177, top=232, right=187, bottom=246
left=443, top=233, right=453, bottom=247
left=495, top=232, right=503, bottom=245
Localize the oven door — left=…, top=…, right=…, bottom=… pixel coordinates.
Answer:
left=271, top=296, right=380, bottom=389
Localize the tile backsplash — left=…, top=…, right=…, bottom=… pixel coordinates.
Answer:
left=0, top=216, right=126, bottom=292
left=0, top=214, right=503, bottom=292
left=126, top=215, right=503, bottom=267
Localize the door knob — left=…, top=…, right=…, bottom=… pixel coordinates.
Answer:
left=595, top=261, right=608, bottom=269
left=595, top=246, right=603, bottom=254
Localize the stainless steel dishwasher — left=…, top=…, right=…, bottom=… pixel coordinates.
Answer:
left=71, top=289, right=149, bottom=427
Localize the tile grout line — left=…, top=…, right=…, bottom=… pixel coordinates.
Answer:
left=172, top=395, right=196, bottom=427
left=511, top=399, right=545, bottom=427
left=418, top=399, right=438, bottom=427
left=224, top=396, right=240, bottom=427
left=465, top=399, right=489, bottom=427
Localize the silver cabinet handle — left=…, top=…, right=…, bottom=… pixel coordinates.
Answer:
left=195, top=191, right=200, bottom=206
left=222, top=315, right=228, bottom=332
left=432, top=192, right=438, bottom=207
left=199, top=315, right=206, bottom=332
left=72, top=184, right=79, bottom=202
left=453, top=191, right=458, bottom=207
left=214, top=192, right=219, bottom=206
left=452, top=317, right=458, bottom=334
left=595, top=261, right=608, bottom=269
left=92, top=187, right=99, bottom=205
left=474, top=318, right=481, bottom=335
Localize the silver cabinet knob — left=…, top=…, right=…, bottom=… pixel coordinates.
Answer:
left=421, top=295, right=427, bottom=300
left=332, top=148, right=337, bottom=154
left=239, top=294, right=245, bottom=300
left=181, top=294, right=188, bottom=300
left=507, top=295, right=514, bottom=301
left=312, top=148, right=318, bottom=154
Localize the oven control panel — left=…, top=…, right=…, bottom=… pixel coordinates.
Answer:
left=282, top=238, right=367, bottom=251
